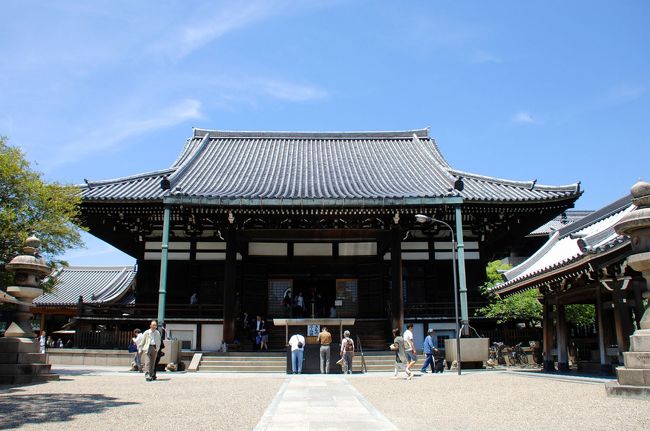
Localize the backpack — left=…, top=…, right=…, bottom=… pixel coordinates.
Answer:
left=344, top=337, right=354, bottom=352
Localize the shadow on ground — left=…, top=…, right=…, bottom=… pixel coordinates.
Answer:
left=0, top=392, right=138, bottom=429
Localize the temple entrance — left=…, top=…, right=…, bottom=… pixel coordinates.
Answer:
left=267, top=278, right=358, bottom=319
left=293, top=278, right=335, bottom=318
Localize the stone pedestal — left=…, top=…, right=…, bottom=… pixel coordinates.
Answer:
left=606, top=181, right=650, bottom=399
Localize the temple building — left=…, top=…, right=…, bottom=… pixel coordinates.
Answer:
left=78, top=128, right=581, bottom=350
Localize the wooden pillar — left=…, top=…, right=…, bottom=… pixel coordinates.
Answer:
left=611, top=284, right=632, bottom=356
left=390, top=226, right=403, bottom=332
left=556, top=297, right=569, bottom=371
left=196, top=323, right=202, bottom=351
left=542, top=297, right=555, bottom=371
left=223, top=226, right=237, bottom=342
left=595, top=284, right=611, bottom=374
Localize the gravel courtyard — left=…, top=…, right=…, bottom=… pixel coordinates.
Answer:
left=1, top=368, right=649, bottom=430
left=352, top=371, right=649, bottom=431
left=0, top=369, right=284, bottom=431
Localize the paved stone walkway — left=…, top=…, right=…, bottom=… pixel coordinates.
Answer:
left=253, top=375, right=397, bottom=431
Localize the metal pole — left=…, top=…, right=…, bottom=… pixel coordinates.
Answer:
left=450, top=226, right=462, bottom=376
left=454, top=206, right=469, bottom=335
left=157, top=205, right=171, bottom=325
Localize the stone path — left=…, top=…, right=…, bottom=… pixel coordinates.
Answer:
left=253, top=375, right=397, bottom=431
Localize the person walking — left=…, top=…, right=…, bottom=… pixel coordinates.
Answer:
left=318, top=326, right=332, bottom=374
left=131, top=328, right=143, bottom=372
left=288, top=332, right=305, bottom=374
left=403, top=323, right=417, bottom=379
left=340, top=330, right=355, bottom=374
left=420, top=329, right=437, bottom=373
left=254, top=315, right=267, bottom=351
left=39, top=330, right=46, bottom=354
left=390, top=328, right=408, bottom=378
left=138, top=320, right=162, bottom=381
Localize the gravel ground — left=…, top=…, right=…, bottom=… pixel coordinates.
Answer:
left=0, top=371, right=284, bottom=431
left=351, top=371, right=649, bottom=431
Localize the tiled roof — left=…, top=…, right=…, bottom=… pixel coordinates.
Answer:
left=81, top=128, right=581, bottom=205
left=492, top=195, right=633, bottom=295
left=34, top=266, right=136, bottom=307
left=528, top=210, right=593, bottom=237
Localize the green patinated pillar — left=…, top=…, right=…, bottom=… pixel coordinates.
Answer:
left=157, top=204, right=171, bottom=325
left=454, top=206, right=469, bottom=334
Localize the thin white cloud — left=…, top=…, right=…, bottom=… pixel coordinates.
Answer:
left=255, top=79, right=329, bottom=102
left=512, top=111, right=536, bottom=124
left=43, top=99, right=203, bottom=170
left=151, top=1, right=285, bottom=60
left=606, top=84, right=646, bottom=104
left=470, top=50, right=502, bottom=64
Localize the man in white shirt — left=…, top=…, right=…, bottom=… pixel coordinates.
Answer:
left=138, top=320, right=162, bottom=381
left=288, top=333, right=306, bottom=374
left=403, top=323, right=417, bottom=379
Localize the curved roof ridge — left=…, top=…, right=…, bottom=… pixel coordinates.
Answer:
left=82, top=168, right=175, bottom=187
left=558, top=194, right=632, bottom=237
left=448, top=168, right=580, bottom=191
left=502, top=231, right=561, bottom=282
left=192, top=127, right=430, bottom=139
left=63, top=265, right=136, bottom=271
left=168, top=132, right=211, bottom=184
left=412, top=133, right=453, bottom=170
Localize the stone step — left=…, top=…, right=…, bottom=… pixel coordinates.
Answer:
left=616, top=367, right=650, bottom=386
left=606, top=381, right=650, bottom=400
left=198, top=365, right=286, bottom=372
left=201, top=360, right=285, bottom=366
left=623, top=351, right=650, bottom=369
left=630, top=332, right=650, bottom=352
left=0, top=352, right=46, bottom=364
left=0, top=373, right=59, bottom=385
left=0, top=363, right=53, bottom=376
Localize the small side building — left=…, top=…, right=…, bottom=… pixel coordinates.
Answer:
left=33, top=266, right=136, bottom=347
left=493, top=195, right=647, bottom=372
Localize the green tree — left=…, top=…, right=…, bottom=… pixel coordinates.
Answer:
left=477, top=260, right=542, bottom=326
left=0, top=136, right=84, bottom=288
left=477, top=260, right=596, bottom=327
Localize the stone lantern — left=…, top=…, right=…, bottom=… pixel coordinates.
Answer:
left=0, top=234, right=58, bottom=384
left=607, top=181, right=650, bottom=398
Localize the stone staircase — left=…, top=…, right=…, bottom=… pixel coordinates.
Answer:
left=193, top=351, right=396, bottom=373
left=196, top=352, right=286, bottom=373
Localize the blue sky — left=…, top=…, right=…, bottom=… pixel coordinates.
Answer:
left=1, top=1, right=648, bottom=265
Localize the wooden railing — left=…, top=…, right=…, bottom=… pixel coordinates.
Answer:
left=404, top=301, right=484, bottom=318
left=477, top=328, right=543, bottom=346
left=73, top=330, right=134, bottom=350
left=79, top=303, right=224, bottom=319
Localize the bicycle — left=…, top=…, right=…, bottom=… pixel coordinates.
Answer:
left=487, top=342, right=508, bottom=367
left=508, top=342, right=529, bottom=366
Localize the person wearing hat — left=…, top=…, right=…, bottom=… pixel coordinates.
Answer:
left=339, top=330, right=355, bottom=374
left=420, top=329, right=438, bottom=373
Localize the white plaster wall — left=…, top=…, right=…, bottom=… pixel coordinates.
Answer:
left=201, top=324, right=223, bottom=351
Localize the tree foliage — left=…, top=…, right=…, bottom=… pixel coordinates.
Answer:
left=477, top=260, right=542, bottom=326
left=0, top=136, right=84, bottom=285
left=477, top=260, right=596, bottom=327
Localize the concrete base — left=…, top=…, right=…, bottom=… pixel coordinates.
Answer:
left=605, top=381, right=650, bottom=400
left=444, top=338, right=489, bottom=363
left=0, top=337, right=58, bottom=385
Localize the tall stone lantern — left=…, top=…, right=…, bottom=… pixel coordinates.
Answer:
left=607, top=181, right=650, bottom=398
left=0, top=234, right=58, bottom=384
